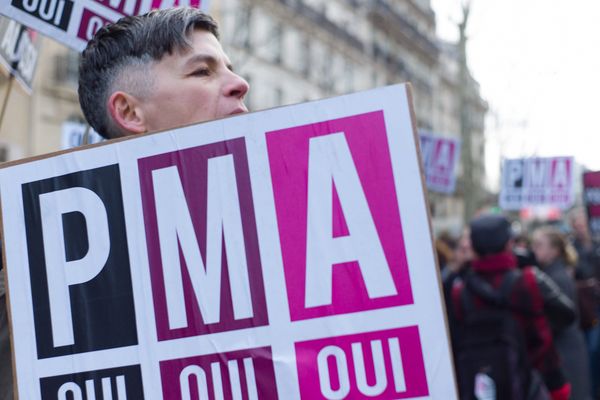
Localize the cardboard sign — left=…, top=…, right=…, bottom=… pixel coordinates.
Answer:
left=500, top=156, right=574, bottom=210
left=0, top=84, right=456, bottom=399
left=418, top=131, right=460, bottom=194
left=0, top=16, right=40, bottom=92
left=583, top=171, right=600, bottom=238
left=0, top=0, right=210, bottom=51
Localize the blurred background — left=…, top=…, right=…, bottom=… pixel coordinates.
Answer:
left=0, top=0, right=598, bottom=236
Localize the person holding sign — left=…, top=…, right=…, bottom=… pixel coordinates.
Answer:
left=0, top=7, right=249, bottom=399
left=78, top=7, right=249, bottom=139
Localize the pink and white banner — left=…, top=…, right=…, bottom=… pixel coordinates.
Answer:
left=500, top=156, right=574, bottom=210
left=418, top=131, right=460, bottom=194
left=583, top=171, right=600, bottom=238
left=0, top=0, right=210, bottom=51
left=0, top=84, right=456, bottom=399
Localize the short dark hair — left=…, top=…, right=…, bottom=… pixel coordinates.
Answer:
left=78, top=7, right=219, bottom=139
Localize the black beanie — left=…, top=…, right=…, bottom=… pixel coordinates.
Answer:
left=470, top=214, right=512, bottom=256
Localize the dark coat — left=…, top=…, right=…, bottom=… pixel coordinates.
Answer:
left=450, top=251, right=574, bottom=394
left=544, top=259, right=593, bottom=400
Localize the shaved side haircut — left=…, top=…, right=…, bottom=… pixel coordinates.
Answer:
left=78, top=7, right=219, bottom=139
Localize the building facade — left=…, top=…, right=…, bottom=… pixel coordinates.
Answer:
left=216, top=0, right=488, bottom=233
left=0, top=0, right=487, bottom=233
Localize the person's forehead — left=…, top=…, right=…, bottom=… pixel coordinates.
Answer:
left=180, top=30, right=229, bottom=63
left=150, top=29, right=227, bottom=73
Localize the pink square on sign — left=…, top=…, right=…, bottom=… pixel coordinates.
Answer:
left=295, top=326, right=428, bottom=399
left=266, top=111, right=413, bottom=321
left=77, top=9, right=112, bottom=42
left=138, top=138, right=268, bottom=341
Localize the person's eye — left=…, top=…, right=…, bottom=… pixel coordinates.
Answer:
left=191, top=68, right=210, bottom=77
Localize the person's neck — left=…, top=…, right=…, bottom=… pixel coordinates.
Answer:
left=471, top=251, right=517, bottom=273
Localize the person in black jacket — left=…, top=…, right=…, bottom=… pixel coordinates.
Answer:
left=533, top=226, right=593, bottom=400
left=0, top=8, right=250, bottom=400
left=569, top=208, right=600, bottom=397
left=450, top=214, right=575, bottom=400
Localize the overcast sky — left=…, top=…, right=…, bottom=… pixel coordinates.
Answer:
left=430, top=0, right=600, bottom=188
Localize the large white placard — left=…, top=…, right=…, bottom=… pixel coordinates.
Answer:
left=0, top=84, right=455, bottom=399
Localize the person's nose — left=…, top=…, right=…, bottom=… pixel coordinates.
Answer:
left=224, top=70, right=249, bottom=100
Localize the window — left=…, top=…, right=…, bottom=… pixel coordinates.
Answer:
left=270, top=22, right=283, bottom=64
left=54, top=49, right=80, bottom=88
left=344, top=60, right=354, bottom=92
left=233, top=6, right=252, bottom=50
left=299, top=36, right=311, bottom=78
left=274, top=87, right=284, bottom=105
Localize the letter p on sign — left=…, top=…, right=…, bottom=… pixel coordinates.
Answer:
left=22, top=165, right=137, bottom=358
left=40, top=187, right=110, bottom=347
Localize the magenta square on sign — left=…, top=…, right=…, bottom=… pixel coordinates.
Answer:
left=295, top=326, right=429, bottom=399
left=138, top=138, right=268, bottom=341
left=160, top=347, right=278, bottom=399
left=266, top=111, right=413, bottom=321
left=77, top=9, right=112, bottom=42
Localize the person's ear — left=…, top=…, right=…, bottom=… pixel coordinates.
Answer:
left=107, top=91, right=147, bottom=135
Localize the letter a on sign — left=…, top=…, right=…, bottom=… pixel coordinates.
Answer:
left=305, top=133, right=397, bottom=307
left=266, top=111, right=413, bottom=321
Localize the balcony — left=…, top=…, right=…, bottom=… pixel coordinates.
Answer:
left=368, top=0, right=439, bottom=65
left=276, top=0, right=364, bottom=52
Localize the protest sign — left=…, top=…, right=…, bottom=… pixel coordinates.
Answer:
left=418, top=130, right=460, bottom=194
left=500, top=156, right=574, bottom=210
left=0, top=0, right=210, bottom=52
left=0, top=16, right=40, bottom=92
left=0, top=84, right=456, bottom=399
left=60, top=120, right=104, bottom=149
left=583, top=171, right=600, bottom=238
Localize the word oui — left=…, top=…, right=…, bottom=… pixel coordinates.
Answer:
left=57, top=376, right=126, bottom=400
left=318, top=338, right=406, bottom=399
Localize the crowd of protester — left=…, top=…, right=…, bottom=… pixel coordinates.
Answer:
left=438, top=208, right=600, bottom=400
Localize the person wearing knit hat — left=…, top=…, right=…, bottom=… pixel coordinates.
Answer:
left=450, top=214, right=575, bottom=400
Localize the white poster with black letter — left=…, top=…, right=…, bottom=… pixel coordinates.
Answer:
left=500, top=156, right=574, bottom=210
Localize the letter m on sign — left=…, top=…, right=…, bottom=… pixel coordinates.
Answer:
left=138, top=138, right=268, bottom=340
left=266, top=111, right=413, bottom=321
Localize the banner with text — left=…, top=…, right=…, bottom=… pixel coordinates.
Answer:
left=0, top=15, right=40, bottom=92
left=418, top=131, right=460, bottom=194
left=583, top=171, right=600, bottom=239
left=0, top=0, right=210, bottom=51
left=500, top=156, right=574, bottom=210
left=0, top=84, right=456, bottom=399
